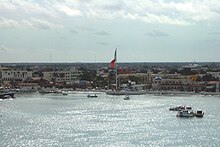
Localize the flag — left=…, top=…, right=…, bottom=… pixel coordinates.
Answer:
left=109, top=49, right=117, bottom=69
left=109, top=59, right=115, bottom=69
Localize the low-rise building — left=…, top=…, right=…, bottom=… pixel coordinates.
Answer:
left=207, top=71, right=220, bottom=80
left=152, top=76, right=194, bottom=91
left=43, top=68, right=80, bottom=83
left=206, top=81, right=220, bottom=92
left=0, top=67, right=33, bottom=83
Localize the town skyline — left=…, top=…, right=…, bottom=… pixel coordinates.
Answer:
left=0, top=0, right=220, bottom=63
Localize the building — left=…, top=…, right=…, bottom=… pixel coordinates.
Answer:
left=207, top=71, right=220, bottom=80
left=206, top=81, right=220, bottom=92
left=152, top=76, right=194, bottom=91
left=0, top=66, right=33, bottom=84
left=42, top=68, right=80, bottom=83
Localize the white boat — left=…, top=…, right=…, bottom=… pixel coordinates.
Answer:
left=169, top=105, right=192, bottom=111
left=124, top=95, right=130, bottom=100
left=176, top=110, right=194, bottom=117
left=87, top=94, right=98, bottom=98
left=0, top=92, right=15, bottom=99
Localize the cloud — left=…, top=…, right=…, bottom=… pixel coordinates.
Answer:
left=28, top=18, right=63, bottom=29
left=145, top=30, right=170, bottom=37
left=0, top=0, right=220, bottom=26
left=0, top=1, right=56, bottom=19
left=95, top=30, right=110, bottom=36
left=77, top=0, right=220, bottom=25
left=0, top=17, right=62, bottom=29
left=0, top=2, right=16, bottom=12
left=54, top=5, right=82, bottom=16
left=0, top=17, right=20, bottom=28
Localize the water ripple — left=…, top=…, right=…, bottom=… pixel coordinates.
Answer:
left=1, top=93, right=220, bottom=146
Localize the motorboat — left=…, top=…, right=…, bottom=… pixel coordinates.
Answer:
left=62, top=91, right=68, bottom=95
left=87, top=94, right=98, bottom=98
left=194, top=110, right=204, bottom=117
left=185, top=106, right=192, bottom=110
left=169, top=105, right=185, bottom=111
left=123, top=95, right=130, bottom=100
left=0, top=92, right=15, bottom=99
left=169, top=105, right=192, bottom=111
left=176, top=110, right=194, bottom=117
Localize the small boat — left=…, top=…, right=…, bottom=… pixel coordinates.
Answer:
left=87, top=94, right=98, bottom=98
left=124, top=95, right=130, bottom=100
left=169, top=105, right=192, bottom=111
left=185, top=106, right=192, bottom=110
left=194, top=110, right=204, bottom=117
left=0, top=92, right=15, bottom=99
left=176, top=110, right=194, bottom=117
left=62, top=91, right=68, bottom=95
left=169, top=105, right=185, bottom=111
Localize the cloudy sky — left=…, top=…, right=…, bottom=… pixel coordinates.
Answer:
left=0, top=0, right=220, bottom=63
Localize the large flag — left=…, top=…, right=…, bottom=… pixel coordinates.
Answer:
left=109, top=49, right=117, bottom=69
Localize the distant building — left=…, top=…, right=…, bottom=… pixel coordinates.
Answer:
left=42, top=68, right=79, bottom=83
left=0, top=67, right=33, bottom=83
left=181, top=63, right=201, bottom=71
left=152, top=76, right=194, bottom=91
left=96, top=67, right=109, bottom=78
left=206, top=81, right=220, bottom=92
left=207, top=71, right=220, bottom=80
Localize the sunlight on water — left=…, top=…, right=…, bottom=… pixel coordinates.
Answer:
left=1, top=93, right=220, bottom=146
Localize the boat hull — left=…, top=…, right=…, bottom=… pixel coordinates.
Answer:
left=0, top=92, right=15, bottom=99
left=176, top=110, right=194, bottom=117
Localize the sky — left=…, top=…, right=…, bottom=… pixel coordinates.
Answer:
left=0, top=0, right=220, bottom=63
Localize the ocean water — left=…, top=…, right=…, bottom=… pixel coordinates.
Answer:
left=1, top=92, right=220, bottom=147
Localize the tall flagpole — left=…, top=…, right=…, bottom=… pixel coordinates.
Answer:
left=115, top=48, right=118, bottom=91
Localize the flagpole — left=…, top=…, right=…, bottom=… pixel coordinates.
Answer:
left=115, top=48, right=118, bottom=91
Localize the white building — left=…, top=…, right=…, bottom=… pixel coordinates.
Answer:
left=0, top=67, right=32, bottom=82
left=152, top=76, right=193, bottom=91
left=43, top=68, right=79, bottom=83
left=207, top=71, right=220, bottom=80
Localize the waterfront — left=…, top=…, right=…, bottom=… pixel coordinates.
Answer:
left=1, top=93, right=220, bottom=146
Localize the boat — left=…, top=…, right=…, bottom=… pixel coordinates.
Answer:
left=194, top=110, right=204, bottom=117
left=0, top=92, right=15, bottom=99
left=169, top=105, right=185, bottom=111
left=87, top=94, right=98, bottom=98
left=124, top=95, right=130, bottom=100
left=61, top=91, right=68, bottom=95
left=176, top=110, right=194, bottom=117
left=62, top=92, right=68, bottom=96
left=169, top=105, right=192, bottom=111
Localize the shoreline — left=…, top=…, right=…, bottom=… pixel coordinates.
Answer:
left=13, top=89, right=220, bottom=96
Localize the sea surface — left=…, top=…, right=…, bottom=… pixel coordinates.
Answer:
left=1, top=92, right=220, bottom=147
